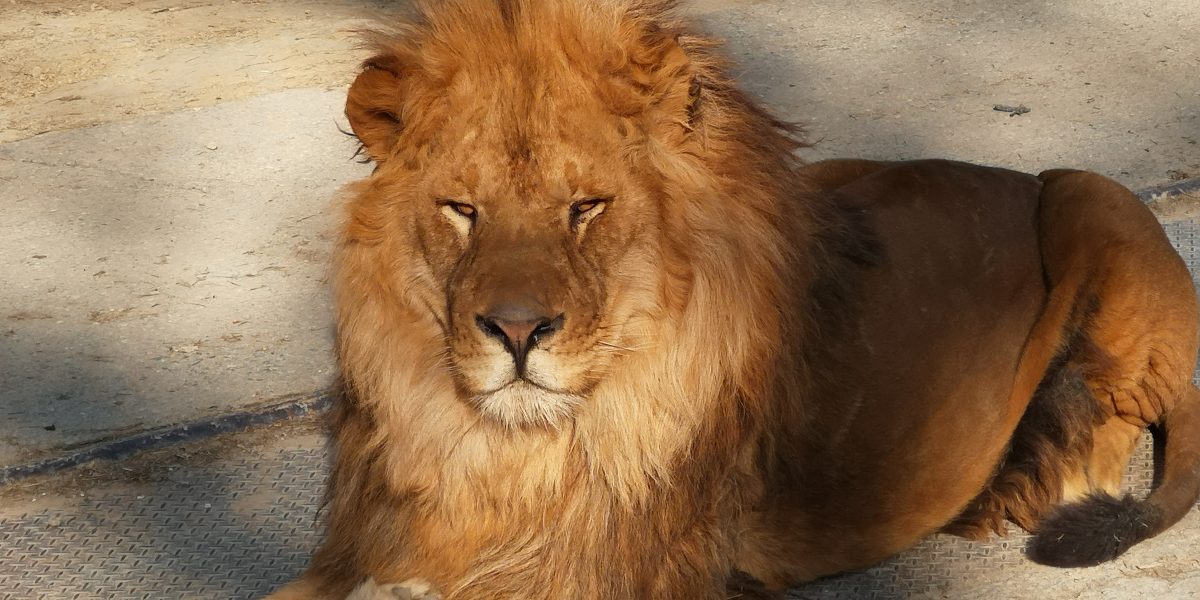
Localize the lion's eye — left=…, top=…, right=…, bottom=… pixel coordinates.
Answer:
left=438, top=200, right=477, bottom=237
left=569, top=198, right=608, bottom=226
left=442, top=200, right=477, bottom=220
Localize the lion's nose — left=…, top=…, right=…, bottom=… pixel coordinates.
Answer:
left=475, top=305, right=563, bottom=369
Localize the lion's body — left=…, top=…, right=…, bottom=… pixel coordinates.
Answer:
left=267, top=2, right=1200, bottom=599
left=736, top=160, right=1200, bottom=584
left=736, top=160, right=1050, bottom=582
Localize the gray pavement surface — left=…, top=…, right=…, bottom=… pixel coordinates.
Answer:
left=0, top=90, right=368, bottom=466
left=709, top=0, right=1200, bottom=189
left=2, top=0, right=1198, bottom=471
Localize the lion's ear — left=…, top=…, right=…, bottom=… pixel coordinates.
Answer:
left=626, top=25, right=707, bottom=134
left=345, top=57, right=405, bottom=164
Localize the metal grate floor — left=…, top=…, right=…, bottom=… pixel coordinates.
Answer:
left=0, top=444, right=326, bottom=600
left=2, top=217, right=1199, bottom=599
left=2, top=433, right=1194, bottom=600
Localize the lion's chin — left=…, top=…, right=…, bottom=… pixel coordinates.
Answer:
left=472, top=381, right=583, bottom=430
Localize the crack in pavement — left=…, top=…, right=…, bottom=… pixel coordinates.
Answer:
left=0, top=153, right=231, bottom=196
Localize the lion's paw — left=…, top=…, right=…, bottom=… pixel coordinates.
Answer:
left=346, top=578, right=441, bottom=600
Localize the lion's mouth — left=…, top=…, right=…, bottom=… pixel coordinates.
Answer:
left=471, top=379, right=584, bottom=429
left=480, top=376, right=569, bottom=396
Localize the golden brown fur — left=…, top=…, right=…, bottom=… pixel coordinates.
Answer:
left=267, top=1, right=1200, bottom=598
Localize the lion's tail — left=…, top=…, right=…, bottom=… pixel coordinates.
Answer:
left=1028, top=386, right=1200, bottom=567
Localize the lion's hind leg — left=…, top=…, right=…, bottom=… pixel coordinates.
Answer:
left=949, top=169, right=1200, bottom=567
left=1021, top=169, right=1200, bottom=566
left=1059, top=411, right=1143, bottom=501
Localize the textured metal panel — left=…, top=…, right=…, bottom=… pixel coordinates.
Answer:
left=0, top=447, right=327, bottom=600
left=0, top=439, right=1165, bottom=599
left=1, top=219, right=1198, bottom=599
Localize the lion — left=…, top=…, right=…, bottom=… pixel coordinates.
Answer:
left=267, top=1, right=1200, bottom=598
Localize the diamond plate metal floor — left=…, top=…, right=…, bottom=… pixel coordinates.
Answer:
left=2, top=215, right=1199, bottom=600
left=3, top=430, right=1196, bottom=600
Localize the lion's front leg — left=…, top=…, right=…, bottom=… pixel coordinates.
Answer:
left=346, top=578, right=441, bottom=600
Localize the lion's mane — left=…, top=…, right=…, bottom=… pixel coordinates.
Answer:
left=299, top=1, right=840, bottom=598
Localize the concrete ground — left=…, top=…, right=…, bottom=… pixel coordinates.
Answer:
left=1, top=0, right=1199, bottom=596
left=3, top=0, right=1199, bottom=466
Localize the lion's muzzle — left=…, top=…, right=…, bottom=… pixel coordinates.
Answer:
left=475, top=301, right=564, bottom=374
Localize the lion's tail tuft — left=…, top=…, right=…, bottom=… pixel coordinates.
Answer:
left=1027, top=493, right=1160, bottom=567
left=1029, top=388, right=1200, bottom=567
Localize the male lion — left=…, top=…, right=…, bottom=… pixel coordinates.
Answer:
left=268, top=1, right=1200, bottom=598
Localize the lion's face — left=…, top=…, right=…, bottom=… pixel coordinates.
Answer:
left=337, top=1, right=735, bottom=429
left=414, top=106, right=665, bottom=428
left=343, top=41, right=691, bottom=427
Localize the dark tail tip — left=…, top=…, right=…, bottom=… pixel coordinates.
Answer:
left=1028, top=493, right=1163, bottom=567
